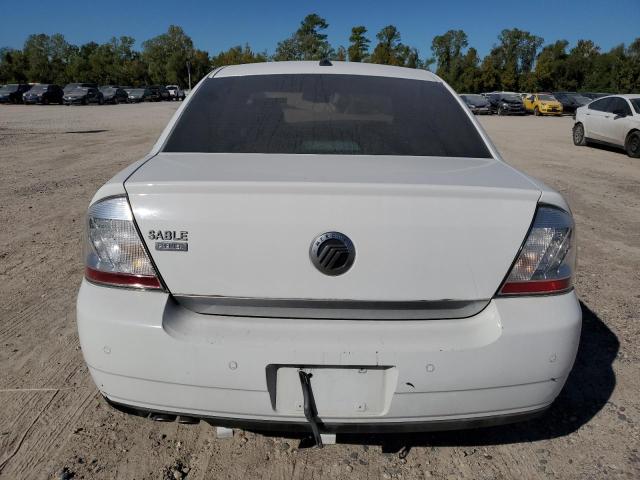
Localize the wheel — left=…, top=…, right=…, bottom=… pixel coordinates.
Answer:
left=498, top=106, right=505, bottom=116
left=625, top=131, right=640, bottom=158
left=43, top=97, right=49, bottom=105
left=573, top=123, right=587, bottom=146
left=98, top=97, right=104, bottom=105
left=534, top=107, right=540, bottom=116
left=114, top=97, right=120, bottom=105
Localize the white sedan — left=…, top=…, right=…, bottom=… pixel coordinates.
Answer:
left=573, top=94, right=640, bottom=157
left=77, top=61, right=580, bottom=444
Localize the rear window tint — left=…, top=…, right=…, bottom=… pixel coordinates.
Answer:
left=163, top=74, right=491, bottom=158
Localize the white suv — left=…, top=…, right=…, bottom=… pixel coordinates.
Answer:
left=166, top=85, right=185, bottom=101
left=573, top=94, right=640, bottom=157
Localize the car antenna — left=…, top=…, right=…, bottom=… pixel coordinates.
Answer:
left=319, top=59, right=332, bottom=67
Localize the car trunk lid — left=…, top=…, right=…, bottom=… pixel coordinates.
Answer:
left=125, top=153, right=540, bottom=305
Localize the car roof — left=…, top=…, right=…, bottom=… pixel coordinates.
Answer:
left=589, top=94, right=640, bottom=100
left=210, top=61, right=441, bottom=83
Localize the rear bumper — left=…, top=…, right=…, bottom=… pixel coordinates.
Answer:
left=77, top=280, right=581, bottom=431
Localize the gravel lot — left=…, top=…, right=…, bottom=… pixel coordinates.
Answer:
left=0, top=103, right=638, bottom=480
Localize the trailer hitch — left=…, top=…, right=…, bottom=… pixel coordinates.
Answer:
left=298, top=370, right=323, bottom=448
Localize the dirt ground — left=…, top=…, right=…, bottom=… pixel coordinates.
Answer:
left=0, top=103, right=638, bottom=480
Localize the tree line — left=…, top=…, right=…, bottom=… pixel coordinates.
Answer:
left=1, top=14, right=639, bottom=93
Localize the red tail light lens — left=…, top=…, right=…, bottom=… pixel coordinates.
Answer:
left=85, top=196, right=163, bottom=290
left=499, top=205, right=576, bottom=296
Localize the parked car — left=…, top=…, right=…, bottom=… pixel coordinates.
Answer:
left=459, top=94, right=492, bottom=114
left=127, top=88, right=154, bottom=103
left=581, top=92, right=610, bottom=100
left=573, top=94, right=640, bottom=157
left=63, top=83, right=98, bottom=94
left=23, top=84, right=64, bottom=105
left=78, top=61, right=580, bottom=443
left=149, top=85, right=170, bottom=101
left=0, top=83, right=31, bottom=104
left=166, top=85, right=186, bottom=101
left=63, top=86, right=104, bottom=105
left=552, top=92, right=591, bottom=114
left=523, top=93, right=563, bottom=116
left=486, top=92, right=526, bottom=115
left=99, top=86, right=129, bottom=104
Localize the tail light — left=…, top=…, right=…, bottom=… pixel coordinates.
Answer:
left=84, top=196, right=163, bottom=289
left=499, top=205, right=576, bottom=296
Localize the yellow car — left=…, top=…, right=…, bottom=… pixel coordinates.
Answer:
left=523, top=93, right=563, bottom=116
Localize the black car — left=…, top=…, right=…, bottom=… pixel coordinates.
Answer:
left=63, top=82, right=98, bottom=94
left=0, top=84, right=31, bottom=104
left=149, top=85, right=170, bottom=101
left=486, top=92, right=526, bottom=115
left=581, top=92, right=610, bottom=100
left=99, top=86, right=129, bottom=104
left=23, top=84, right=64, bottom=105
left=127, top=88, right=154, bottom=103
left=552, top=92, right=591, bottom=114
left=460, top=94, right=492, bottom=114
left=63, top=87, right=104, bottom=105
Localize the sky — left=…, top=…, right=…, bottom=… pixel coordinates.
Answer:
left=1, top=0, right=639, bottom=59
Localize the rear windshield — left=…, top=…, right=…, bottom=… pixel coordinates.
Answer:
left=164, top=74, right=491, bottom=158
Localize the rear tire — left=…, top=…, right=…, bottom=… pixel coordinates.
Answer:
left=498, top=106, right=505, bottom=116
left=534, top=107, right=540, bottom=116
left=573, top=123, right=587, bottom=146
left=625, top=131, right=640, bottom=158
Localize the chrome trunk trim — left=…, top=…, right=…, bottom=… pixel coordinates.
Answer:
left=173, top=295, right=489, bottom=320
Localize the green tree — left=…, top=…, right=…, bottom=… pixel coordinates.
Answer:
left=66, top=42, right=99, bottom=83
left=142, top=25, right=195, bottom=85
left=211, top=44, right=266, bottom=68
left=563, top=40, right=600, bottom=91
left=0, top=48, right=28, bottom=83
left=534, top=40, right=569, bottom=91
left=23, top=34, right=52, bottom=82
left=273, top=13, right=334, bottom=61
left=491, top=29, right=543, bottom=90
left=334, top=46, right=347, bottom=61
left=189, top=49, right=212, bottom=84
left=369, top=26, right=426, bottom=69
left=431, top=30, right=469, bottom=87
left=457, top=47, right=481, bottom=92
left=626, top=38, right=640, bottom=91
left=370, top=25, right=402, bottom=65
left=478, top=49, right=502, bottom=92
left=348, top=26, right=370, bottom=62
